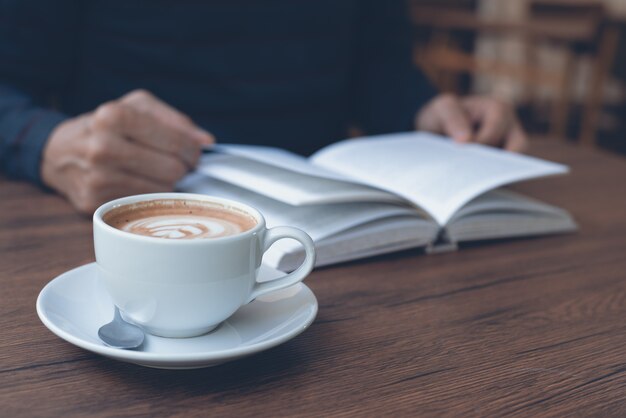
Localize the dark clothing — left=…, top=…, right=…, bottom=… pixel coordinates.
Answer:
left=0, top=0, right=436, bottom=185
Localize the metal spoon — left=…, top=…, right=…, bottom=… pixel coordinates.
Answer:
left=98, top=306, right=145, bottom=349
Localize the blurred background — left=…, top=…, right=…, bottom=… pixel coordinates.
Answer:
left=410, top=0, right=626, bottom=154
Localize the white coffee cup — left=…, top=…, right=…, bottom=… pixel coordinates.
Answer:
left=93, top=193, right=316, bottom=338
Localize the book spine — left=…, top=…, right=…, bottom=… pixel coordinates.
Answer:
left=425, top=229, right=458, bottom=254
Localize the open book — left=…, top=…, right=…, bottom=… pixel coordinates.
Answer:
left=178, top=132, right=577, bottom=271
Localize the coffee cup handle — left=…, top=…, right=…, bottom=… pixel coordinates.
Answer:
left=247, top=226, right=316, bottom=303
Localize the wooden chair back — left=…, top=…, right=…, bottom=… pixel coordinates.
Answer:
left=410, top=0, right=619, bottom=146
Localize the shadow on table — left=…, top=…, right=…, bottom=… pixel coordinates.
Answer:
left=88, top=325, right=325, bottom=396
left=98, top=343, right=307, bottom=390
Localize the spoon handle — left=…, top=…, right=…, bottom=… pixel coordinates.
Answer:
left=114, top=306, right=123, bottom=321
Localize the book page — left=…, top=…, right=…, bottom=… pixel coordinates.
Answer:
left=447, top=188, right=576, bottom=243
left=177, top=174, right=421, bottom=243
left=447, top=209, right=577, bottom=243
left=211, top=144, right=352, bottom=182
left=450, top=189, right=569, bottom=221
left=311, top=132, right=568, bottom=225
left=196, top=153, right=402, bottom=206
left=265, top=217, right=437, bottom=271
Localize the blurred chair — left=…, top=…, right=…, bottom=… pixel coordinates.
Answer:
left=410, top=0, right=620, bottom=146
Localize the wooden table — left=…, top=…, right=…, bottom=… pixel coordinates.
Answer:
left=1, top=139, right=625, bottom=416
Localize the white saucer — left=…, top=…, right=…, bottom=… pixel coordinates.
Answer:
left=36, top=263, right=317, bottom=369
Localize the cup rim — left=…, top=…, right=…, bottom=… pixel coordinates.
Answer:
left=93, top=192, right=265, bottom=244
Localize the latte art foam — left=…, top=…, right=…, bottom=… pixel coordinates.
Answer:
left=122, top=216, right=243, bottom=239
left=103, top=199, right=257, bottom=240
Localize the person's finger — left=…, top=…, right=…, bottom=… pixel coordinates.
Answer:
left=504, top=122, right=529, bottom=153
left=93, top=169, right=170, bottom=202
left=89, top=101, right=201, bottom=167
left=471, top=99, right=510, bottom=147
left=434, top=94, right=473, bottom=143
left=121, top=89, right=214, bottom=146
left=72, top=168, right=169, bottom=214
left=85, top=131, right=190, bottom=186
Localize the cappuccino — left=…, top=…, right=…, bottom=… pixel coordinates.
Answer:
left=94, top=192, right=316, bottom=337
left=103, top=199, right=257, bottom=239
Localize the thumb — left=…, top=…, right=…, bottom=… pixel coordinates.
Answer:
left=436, top=95, right=473, bottom=143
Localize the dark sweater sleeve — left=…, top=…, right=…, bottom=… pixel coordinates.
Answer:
left=351, top=0, right=437, bottom=135
left=0, top=1, right=78, bottom=185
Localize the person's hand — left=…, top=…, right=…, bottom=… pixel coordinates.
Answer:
left=415, top=94, right=528, bottom=152
left=41, top=89, right=214, bottom=214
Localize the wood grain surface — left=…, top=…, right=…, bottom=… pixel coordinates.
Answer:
left=1, top=139, right=625, bottom=417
